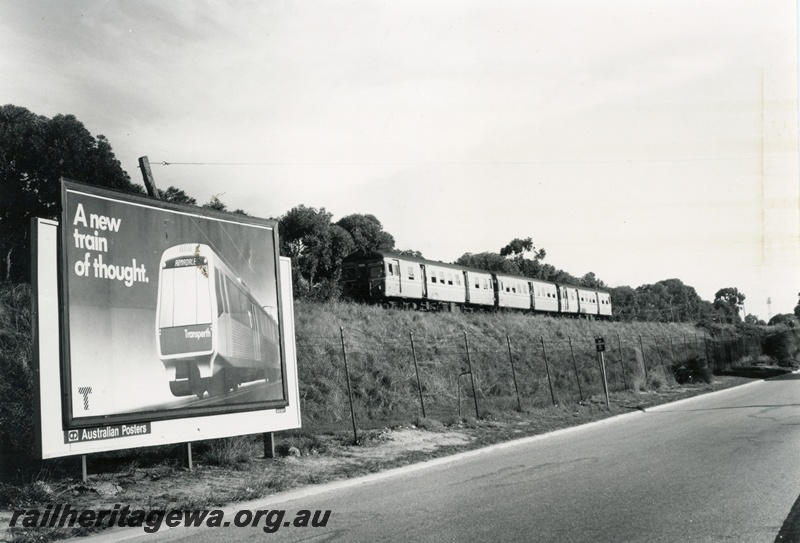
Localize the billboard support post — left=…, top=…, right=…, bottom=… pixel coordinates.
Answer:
left=185, top=443, right=193, bottom=471
left=81, top=455, right=88, bottom=483
left=263, top=432, right=275, bottom=459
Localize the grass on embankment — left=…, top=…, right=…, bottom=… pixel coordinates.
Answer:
left=292, top=300, right=764, bottom=430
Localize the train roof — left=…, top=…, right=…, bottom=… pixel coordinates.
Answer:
left=343, top=250, right=507, bottom=276
left=341, top=250, right=608, bottom=294
left=342, top=250, right=468, bottom=271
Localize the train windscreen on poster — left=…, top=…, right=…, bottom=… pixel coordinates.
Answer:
left=60, top=181, right=287, bottom=429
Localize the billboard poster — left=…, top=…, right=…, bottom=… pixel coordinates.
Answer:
left=59, top=180, right=288, bottom=429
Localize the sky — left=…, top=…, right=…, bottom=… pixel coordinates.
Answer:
left=2, top=0, right=798, bottom=320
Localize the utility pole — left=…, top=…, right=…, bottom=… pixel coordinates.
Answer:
left=138, top=156, right=159, bottom=198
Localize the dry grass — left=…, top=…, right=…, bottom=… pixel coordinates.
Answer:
left=293, top=300, right=756, bottom=431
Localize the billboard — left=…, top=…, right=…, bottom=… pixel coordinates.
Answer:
left=33, top=180, right=301, bottom=458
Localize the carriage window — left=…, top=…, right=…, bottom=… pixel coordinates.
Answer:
left=431, top=275, right=437, bottom=283
left=369, top=265, right=382, bottom=278
left=408, top=266, right=415, bottom=280
left=226, top=277, right=251, bottom=327
left=387, top=263, right=394, bottom=276
left=215, top=273, right=225, bottom=317
left=475, top=279, right=480, bottom=289
left=456, top=275, right=461, bottom=286
left=447, top=273, right=453, bottom=285
left=439, top=272, right=445, bottom=283
left=160, top=263, right=212, bottom=328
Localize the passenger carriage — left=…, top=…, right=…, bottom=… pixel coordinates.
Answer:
left=340, top=250, right=612, bottom=319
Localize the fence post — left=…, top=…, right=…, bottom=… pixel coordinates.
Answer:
left=409, top=332, right=426, bottom=418
left=617, top=333, right=628, bottom=390
left=540, top=335, right=556, bottom=406
left=653, top=335, right=667, bottom=375
left=638, top=335, right=648, bottom=380
left=506, top=334, right=522, bottom=411
left=340, top=327, right=358, bottom=445
left=568, top=335, right=584, bottom=401
left=463, top=331, right=480, bottom=419
left=668, top=336, right=677, bottom=368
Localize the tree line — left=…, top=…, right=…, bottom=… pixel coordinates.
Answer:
left=3, top=104, right=795, bottom=324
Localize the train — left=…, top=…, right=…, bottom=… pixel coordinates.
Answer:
left=156, top=243, right=281, bottom=399
left=341, top=250, right=612, bottom=319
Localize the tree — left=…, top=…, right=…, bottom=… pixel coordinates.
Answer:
left=396, top=249, right=424, bottom=258
left=0, top=105, right=143, bottom=281
left=158, top=186, right=197, bottom=206
left=580, top=272, right=606, bottom=289
left=768, top=314, right=797, bottom=326
left=714, top=287, right=746, bottom=323
left=279, top=205, right=356, bottom=300
left=609, top=278, right=713, bottom=323
left=203, top=195, right=228, bottom=212
left=500, top=237, right=546, bottom=260
left=201, top=194, right=248, bottom=215
left=455, top=252, right=519, bottom=274
left=744, top=314, right=765, bottom=325
left=335, top=213, right=395, bottom=253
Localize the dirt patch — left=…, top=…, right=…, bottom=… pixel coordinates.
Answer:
left=339, top=428, right=471, bottom=459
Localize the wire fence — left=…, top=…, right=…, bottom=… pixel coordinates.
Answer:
left=294, top=328, right=765, bottom=442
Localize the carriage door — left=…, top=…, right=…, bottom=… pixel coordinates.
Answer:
left=560, top=287, right=569, bottom=311
left=385, top=259, right=402, bottom=297
left=393, top=259, right=402, bottom=294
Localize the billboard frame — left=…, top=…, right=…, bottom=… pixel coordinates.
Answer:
left=33, top=183, right=301, bottom=458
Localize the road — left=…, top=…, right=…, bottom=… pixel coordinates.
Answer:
left=127, top=374, right=800, bottom=542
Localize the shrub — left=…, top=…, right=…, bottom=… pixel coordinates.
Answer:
left=762, top=329, right=800, bottom=367
left=197, top=436, right=262, bottom=467
left=672, top=356, right=713, bottom=384
left=0, top=282, right=36, bottom=478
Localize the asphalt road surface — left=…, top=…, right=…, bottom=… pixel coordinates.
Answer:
left=122, top=374, right=800, bottom=543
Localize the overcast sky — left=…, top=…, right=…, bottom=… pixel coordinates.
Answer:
left=2, top=1, right=798, bottom=319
